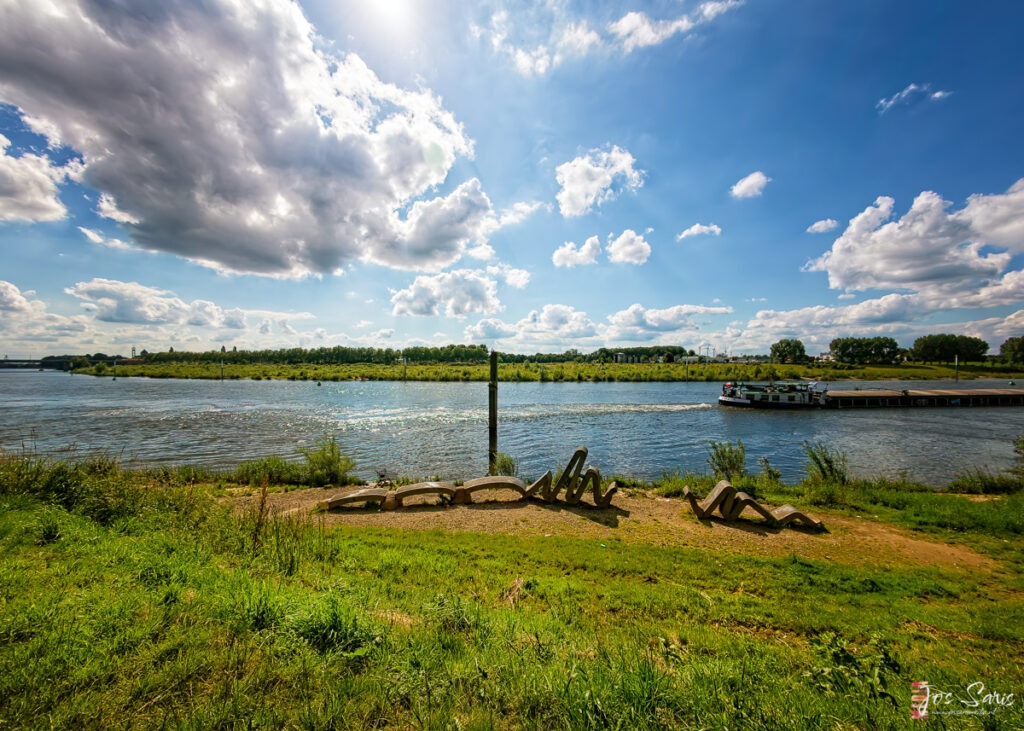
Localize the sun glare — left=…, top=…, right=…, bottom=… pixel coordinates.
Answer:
left=361, top=0, right=418, bottom=38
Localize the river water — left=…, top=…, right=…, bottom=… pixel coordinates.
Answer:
left=2, top=370, right=1023, bottom=486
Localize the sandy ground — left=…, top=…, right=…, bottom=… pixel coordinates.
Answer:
left=231, top=484, right=997, bottom=574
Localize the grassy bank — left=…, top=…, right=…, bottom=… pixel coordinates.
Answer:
left=1, top=446, right=1022, bottom=728
left=76, top=360, right=1024, bottom=383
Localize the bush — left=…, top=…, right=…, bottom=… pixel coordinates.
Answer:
left=493, top=452, right=519, bottom=477
left=231, top=456, right=304, bottom=486
left=803, top=441, right=848, bottom=485
left=706, top=440, right=746, bottom=481
left=300, top=435, right=357, bottom=487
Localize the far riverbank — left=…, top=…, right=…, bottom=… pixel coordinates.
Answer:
left=73, top=360, right=1024, bottom=383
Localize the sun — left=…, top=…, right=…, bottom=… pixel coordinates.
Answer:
left=360, top=0, right=418, bottom=39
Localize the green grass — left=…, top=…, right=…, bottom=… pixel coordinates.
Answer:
left=1, top=451, right=1023, bottom=728
left=76, top=359, right=1024, bottom=383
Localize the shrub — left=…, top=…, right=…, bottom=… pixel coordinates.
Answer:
left=803, top=441, right=848, bottom=485
left=493, top=452, right=519, bottom=477
left=300, top=435, right=357, bottom=487
left=706, top=440, right=746, bottom=481
left=231, top=456, right=303, bottom=486
left=947, top=468, right=1022, bottom=495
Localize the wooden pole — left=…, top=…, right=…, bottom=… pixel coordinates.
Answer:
left=488, top=350, right=498, bottom=475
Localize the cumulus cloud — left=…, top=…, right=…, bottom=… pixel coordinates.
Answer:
left=465, top=303, right=598, bottom=346
left=730, top=171, right=771, bottom=198
left=677, top=223, right=722, bottom=240
left=0, top=280, right=90, bottom=348
left=0, top=279, right=32, bottom=312
left=555, top=145, right=644, bottom=217
left=466, top=299, right=733, bottom=349
left=486, top=263, right=531, bottom=289
left=804, top=181, right=1024, bottom=300
left=0, top=0, right=506, bottom=276
left=65, top=278, right=258, bottom=329
left=607, top=229, right=651, bottom=265
left=0, top=133, right=72, bottom=222
left=876, top=83, right=952, bottom=114
left=390, top=269, right=503, bottom=318
left=806, top=218, right=838, bottom=234
left=61, top=278, right=307, bottom=338
left=552, top=236, right=601, bottom=267
left=605, top=303, right=733, bottom=341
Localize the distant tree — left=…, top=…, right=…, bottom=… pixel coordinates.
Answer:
left=1001, top=337, right=1024, bottom=364
left=911, top=334, right=989, bottom=363
left=829, top=336, right=901, bottom=365
left=770, top=339, right=807, bottom=364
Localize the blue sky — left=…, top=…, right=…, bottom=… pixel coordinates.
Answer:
left=2, top=0, right=1023, bottom=358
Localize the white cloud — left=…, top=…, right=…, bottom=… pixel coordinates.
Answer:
left=61, top=278, right=308, bottom=338
left=486, top=263, right=531, bottom=289
left=608, top=1, right=742, bottom=53
left=0, top=0, right=499, bottom=276
left=730, top=171, right=771, bottom=198
left=608, top=11, right=695, bottom=52
left=66, top=279, right=189, bottom=324
left=0, top=280, right=92, bottom=352
left=78, top=226, right=132, bottom=250
left=804, top=181, right=1024, bottom=300
left=607, top=229, right=651, bottom=265
left=466, top=299, right=733, bottom=349
left=556, top=21, right=603, bottom=60
left=463, top=317, right=517, bottom=341
left=513, top=46, right=552, bottom=76
left=477, top=2, right=739, bottom=76
left=605, top=302, right=733, bottom=341
left=555, top=145, right=644, bottom=217
left=96, top=193, right=139, bottom=224
left=465, top=303, right=598, bottom=346
left=0, top=133, right=71, bottom=222
left=876, top=83, right=952, bottom=114
left=0, top=280, right=33, bottom=313
left=806, top=218, right=838, bottom=234
left=677, top=223, right=722, bottom=240
left=552, top=236, right=601, bottom=267
left=390, top=269, right=502, bottom=318
left=497, top=200, right=546, bottom=227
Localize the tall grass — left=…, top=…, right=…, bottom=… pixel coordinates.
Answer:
left=706, top=439, right=746, bottom=481
left=230, top=435, right=360, bottom=488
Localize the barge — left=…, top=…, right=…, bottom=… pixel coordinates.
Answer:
left=719, top=381, right=1024, bottom=409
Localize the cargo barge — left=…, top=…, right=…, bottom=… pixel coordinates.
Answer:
left=718, top=381, right=1024, bottom=409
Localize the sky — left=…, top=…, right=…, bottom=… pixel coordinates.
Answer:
left=2, top=0, right=1024, bottom=359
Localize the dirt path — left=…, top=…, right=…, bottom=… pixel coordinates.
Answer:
left=235, top=486, right=996, bottom=573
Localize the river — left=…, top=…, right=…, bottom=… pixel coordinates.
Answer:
left=2, top=370, right=1023, bottom=486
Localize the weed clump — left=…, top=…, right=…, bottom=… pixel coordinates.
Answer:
left=707, top=439, right=746, bottom=481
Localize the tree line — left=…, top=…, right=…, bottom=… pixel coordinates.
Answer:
left=45, top=333, right=1024, bottom=368
left=771, top=334, right=1018, bottom=364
